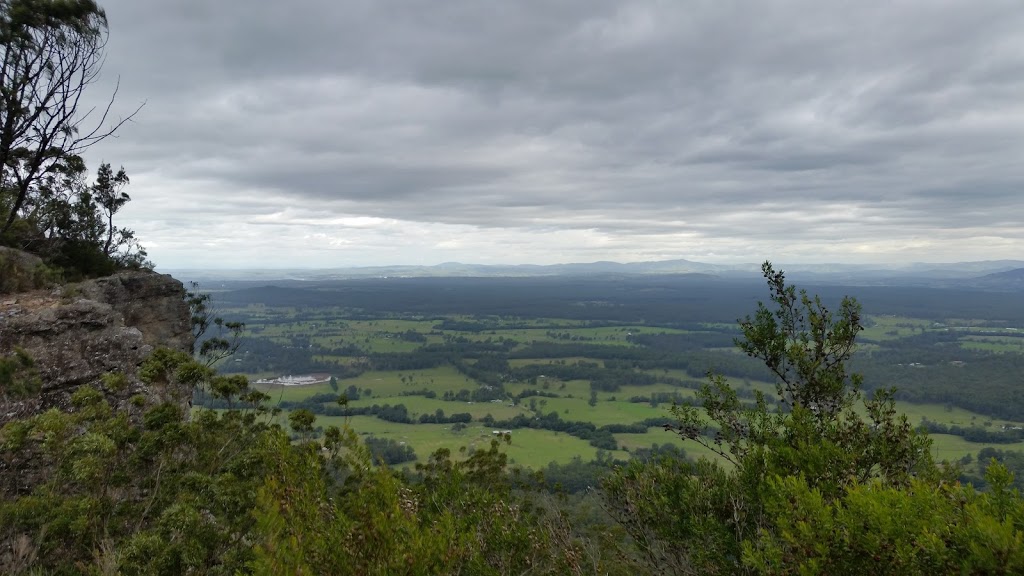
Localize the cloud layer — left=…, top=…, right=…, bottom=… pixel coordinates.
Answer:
left=83, top=1, right=1024, bottom=268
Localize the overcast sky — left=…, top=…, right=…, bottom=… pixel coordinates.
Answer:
left=81, top=0, right=1024, bottom=270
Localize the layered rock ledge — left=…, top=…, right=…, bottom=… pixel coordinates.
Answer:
left=0, top=266, right=192, bottom=425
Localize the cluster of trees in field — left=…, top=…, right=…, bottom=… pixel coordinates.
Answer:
left=363, top=436, right=417, bottom=465
left=480, top=412, right=651, bottom=451
left=966, top=448, right=1024, bottom=491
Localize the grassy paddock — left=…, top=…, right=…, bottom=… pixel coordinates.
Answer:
left=889, top=402, right=1024, bottom=430
left=347, top=396, right=528, bottom=421
left=306, top=415, right=629, bottom=469
left=861, top=315, right=934, bottom=341
left=338, top=366, right=477, bottom=398
left=927, top=433, right=1024, bottom=463
left=614, top=427, right=728, bottom=463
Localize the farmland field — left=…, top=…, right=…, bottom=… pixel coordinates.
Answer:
left=195, top=274, right=1024, bottom=476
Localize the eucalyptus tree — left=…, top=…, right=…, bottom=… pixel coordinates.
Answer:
left=0, top=0, right=140, bottom=234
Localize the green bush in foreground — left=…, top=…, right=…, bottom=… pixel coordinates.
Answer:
left=0, top=350, right=603, bottom=575
left=601, top=262, right=1024, bottom=575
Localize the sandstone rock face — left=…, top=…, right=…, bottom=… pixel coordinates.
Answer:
left=0, top=267, right=193, bottom=424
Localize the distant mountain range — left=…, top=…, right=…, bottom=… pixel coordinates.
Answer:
left=166, top=259, right=1024, bottom=292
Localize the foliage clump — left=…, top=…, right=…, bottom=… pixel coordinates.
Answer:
left=601, top=262, right=1024, bottom=575
left=0, top=348, right=40, bottom=400
left=0, top=348, right=605, bottom=574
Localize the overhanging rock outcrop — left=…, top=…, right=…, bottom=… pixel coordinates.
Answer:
left=0, top=268, right=192, bottom=425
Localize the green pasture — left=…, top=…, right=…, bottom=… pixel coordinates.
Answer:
left=339, top=367, right=476, bottom=398
left=530, top=396, right=671, bottom=426
left=614, top=427, right=727, bottom=463
left=501, top=429, right=629, bottom=469
left=861, top=315, right=933, bottom=341
left=505, top=378, right=592, bottom=398
left=319, top=416, right=472, bottom=465
left=557, top=379, right=595, bottom=398
left=233, top=307, right=1024, bottom=473
left=927, top=433, right=1024, bottom=463
left=246, top=317, right=442, bottom=354
left=347, top=396, right=529, bottom=421
left=893, top=401, right=1024, bottom=430
left=253, top=366, right=477, bottom=402
left=959, top=336, right=1024, bottom=353
left=303, top=415, right=628, bottom=470
left=256, top=381, right=335, bottom=403
left=258, top=392, right=1024, bottom=472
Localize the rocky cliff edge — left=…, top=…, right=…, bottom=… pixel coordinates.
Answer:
left=0, top=251, right=193, bottom=425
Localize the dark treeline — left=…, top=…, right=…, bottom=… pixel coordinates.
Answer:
left=217, top=336, right=361, bottom=375
left=481, top=412, right=677, bottom=451
left=219, top=276, right=1024, bottom=325
left=918, top=419, right=1024, bottom=444
left=854, top=333, right=1024, bottom=420
left=217, top=276, right=777, bottom=326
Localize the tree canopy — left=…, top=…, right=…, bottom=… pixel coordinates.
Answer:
left=0, top=0, right=145, bottom=279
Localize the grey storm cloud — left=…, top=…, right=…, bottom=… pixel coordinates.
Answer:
left=79, top=0, right=1024, bottom=268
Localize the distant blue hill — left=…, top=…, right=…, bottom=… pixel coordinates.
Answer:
left=166, top=258, right=1024, bottom=292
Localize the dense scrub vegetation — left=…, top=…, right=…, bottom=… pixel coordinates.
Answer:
left=600, top=264, right=1024, bottom=574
